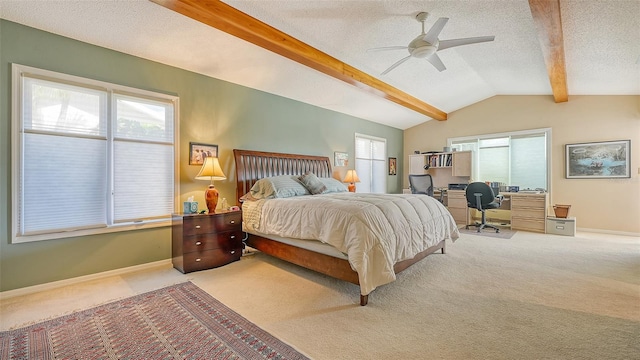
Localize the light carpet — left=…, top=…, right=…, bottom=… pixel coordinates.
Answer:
left=2, top=231, right=638, bottom=359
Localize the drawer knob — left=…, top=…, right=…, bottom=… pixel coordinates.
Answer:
left=195, top=258, right=201, bottom=262
left=230, top=235, right=236, bottom=239
left=195, top=241, right=202, bottom=246
left=230, top=250, right=235, bottom=254
left=195, top=225, right=201, bottom=229
left=230, top=220, right=236, bottom=224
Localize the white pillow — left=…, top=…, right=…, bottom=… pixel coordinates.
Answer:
left=250, top=175, right=311, bottom=199
left=319, top=177, right=348, bottom=193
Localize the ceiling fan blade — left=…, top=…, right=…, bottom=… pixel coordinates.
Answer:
left=381, top=55, right=412, bottom=75
left=367, top=46, right=408, bottom=52
left=438, top=36, right=495, bottom=51
left=426, top=53, right=446, bottom=72
left=423, top=17, right=449, bottom=44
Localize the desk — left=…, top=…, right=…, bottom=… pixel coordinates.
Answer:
left=439, top=190, right=548, bottom=233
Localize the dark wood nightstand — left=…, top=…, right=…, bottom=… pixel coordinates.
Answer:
left=171, top=210, right=243, bottom=273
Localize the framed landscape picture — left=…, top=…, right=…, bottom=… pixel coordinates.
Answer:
left=189, top=142, right=218, bottom=165
left=565, top=140, right=630, bottom=178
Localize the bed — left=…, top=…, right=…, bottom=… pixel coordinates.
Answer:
left=233, top=149, right=459, bottom=305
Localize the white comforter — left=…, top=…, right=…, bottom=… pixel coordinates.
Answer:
left=243, top=193, right=459, bottom=295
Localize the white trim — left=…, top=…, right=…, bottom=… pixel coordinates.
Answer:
left=577, top=227, right=640, bottom=238
left=0, top=259, right=173, bottom=300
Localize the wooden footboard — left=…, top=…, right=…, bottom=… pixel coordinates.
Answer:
left=247, top=234, right=446, bottom=306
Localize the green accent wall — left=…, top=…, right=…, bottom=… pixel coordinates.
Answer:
left=0, top=20, right=403, bottom=292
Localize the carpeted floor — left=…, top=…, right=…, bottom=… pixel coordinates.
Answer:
left=2, top=231, right=639, bottom=359
left=457, top=224, right=516, bottom=239
left=0, top=282, right=309, bottom=360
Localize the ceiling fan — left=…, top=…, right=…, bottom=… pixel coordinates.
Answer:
left=368, top=12, right=495, bottom=74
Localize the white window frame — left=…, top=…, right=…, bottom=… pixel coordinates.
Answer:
left=11, top=64, right=180, bottom=243
left=354, top=133, right=387, bottom=193
left=448, top=127, right=552, bottom=193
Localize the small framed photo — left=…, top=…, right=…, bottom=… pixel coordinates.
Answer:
left=189, top=142, right=218, bottom=165
left=565, top=140, right=630, bottom=178
left=389, top=157, right=397, bottom=175
left=334, top=151, right=348, bottom=167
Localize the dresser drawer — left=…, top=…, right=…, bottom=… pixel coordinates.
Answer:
left=182, top=230, right=242, bottom=253
left=182, top=248, right=242, bottom=273
left=183, top=212, right=242, bottom=235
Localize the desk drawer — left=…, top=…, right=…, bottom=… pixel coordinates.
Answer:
left=511, top=196, right=546, bottom=209
left=511, top=207, right=545, bottom=218
left=448, top=207, right=468, bottom=224
left=512, top=217, right=545, bottom=233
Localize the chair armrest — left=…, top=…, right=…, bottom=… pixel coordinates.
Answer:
left=495, top=194, right=504, bottom=205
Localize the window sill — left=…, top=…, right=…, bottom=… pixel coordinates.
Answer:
left=12, top=219, right=172, bottom=244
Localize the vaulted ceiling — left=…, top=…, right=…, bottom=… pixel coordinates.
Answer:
left=1, top=0, right=638, bottom=129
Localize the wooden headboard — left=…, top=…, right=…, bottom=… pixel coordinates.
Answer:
left=233, top=149, right=332, bottom=204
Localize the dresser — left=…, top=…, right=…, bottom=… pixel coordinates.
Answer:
left=172, top=210, right=243, bottom=273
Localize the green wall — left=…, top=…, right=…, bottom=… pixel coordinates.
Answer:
left=0, top=20, right=403, bottom=292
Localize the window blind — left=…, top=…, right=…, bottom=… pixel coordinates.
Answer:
left=14, top=65, right=177, bottom=242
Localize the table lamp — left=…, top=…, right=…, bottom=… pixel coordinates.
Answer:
left=195, top=156, right=227, bottom=213
left=343, top=169, right=360, bottom=192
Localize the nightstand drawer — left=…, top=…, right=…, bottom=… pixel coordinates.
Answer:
left=183, top=213, right=242, bottom=235
left=182, top=248, right=242, bottom=272
left=182, top=230, right=242, bottom=253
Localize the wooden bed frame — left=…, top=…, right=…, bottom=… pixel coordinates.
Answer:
left=233, top=149, right=446, bottom=306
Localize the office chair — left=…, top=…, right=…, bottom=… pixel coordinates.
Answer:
left=465, top=182, right=503, bottom=233
left=408, top=174, right=434, bottom=197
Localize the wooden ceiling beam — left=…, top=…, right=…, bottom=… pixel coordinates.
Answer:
left=150, top=0, right=448, bottom=120
left=528, top=0, right=569, bottom=103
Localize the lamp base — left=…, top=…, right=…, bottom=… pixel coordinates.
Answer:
left=205, top=184, right=219, bottom=214
left=348, top=183, right=356, bottom=192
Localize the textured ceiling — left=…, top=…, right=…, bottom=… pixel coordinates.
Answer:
left=1, top=0, right=639, bottom=129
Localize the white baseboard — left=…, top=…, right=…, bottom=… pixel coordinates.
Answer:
left=0, top=259, right=173, bottom=300
left=577, top=227, right=640, bottom=238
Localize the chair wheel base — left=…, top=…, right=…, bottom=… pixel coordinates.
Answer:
left=467, top=222, right=500, bottom=234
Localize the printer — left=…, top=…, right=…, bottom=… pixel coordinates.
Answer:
left=448, top=183, right=467, bottom=190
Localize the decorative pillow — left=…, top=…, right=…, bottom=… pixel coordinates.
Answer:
left=298, top=172, right=327, bottom=195
left=239, top=192, right=259, bottom=202
left=319, top=177, right=349, bottom=193
left=250, top=175, right=311, bottom=199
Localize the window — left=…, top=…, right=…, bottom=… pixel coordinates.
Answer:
left=450, top=128, right=550, bottom=191
left=12, top=64, right=178, bottom=243
left=355, top=133, right=386, bottom=193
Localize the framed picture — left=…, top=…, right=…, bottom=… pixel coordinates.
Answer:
left=389, top=157, right=397, bottom=175
left=334, top=151, right=348, bottom=167
left=189, top=142, right=218, bottom=165
left=566, top=140, right=630, bottom=178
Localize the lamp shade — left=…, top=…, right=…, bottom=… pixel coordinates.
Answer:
left=342, top=169, right=360, bottom=183
left=195, top=156, right=227, bottom=182
left=195, top=156, right=226, bottom=214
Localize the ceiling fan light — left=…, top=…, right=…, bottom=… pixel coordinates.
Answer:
left=412, top=46, right=437, bottom=58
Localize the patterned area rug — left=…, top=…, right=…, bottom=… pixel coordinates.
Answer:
left=458, top=225, right=516, bottom=239
left=0, top=282, right=309, bottom=360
